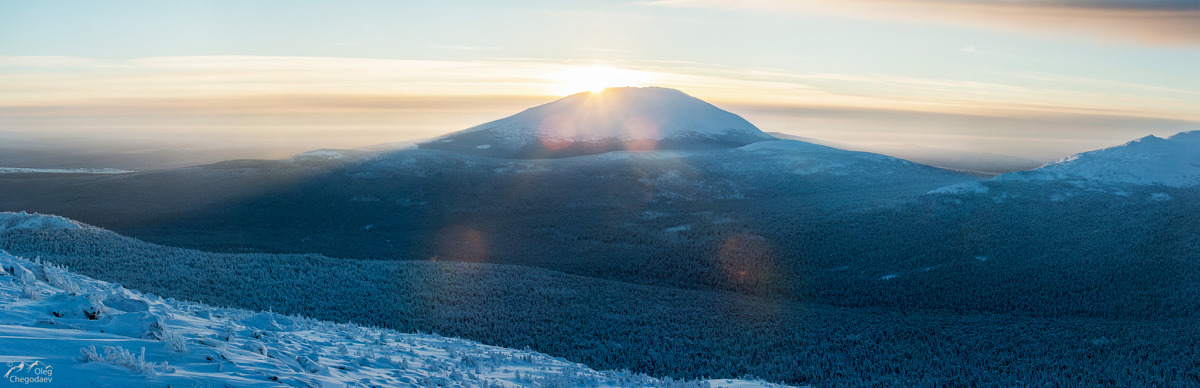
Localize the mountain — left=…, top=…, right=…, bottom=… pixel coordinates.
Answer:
left=420, top=87, right=775, bottom=158
left=768, top=132, right=1045, bottom=175
left=997, top=130, right=1200, bottom=187
left=0, top=89, right=977, bottom=264
left=0, top=218, right=778, bottom=387
left=0, top=88, right=980, bottom=294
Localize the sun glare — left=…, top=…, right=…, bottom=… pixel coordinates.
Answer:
left=550, top=65, right=651, bottom=95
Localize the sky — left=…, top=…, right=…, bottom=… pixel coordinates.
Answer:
left=2, top=0, right=1200, bottom=163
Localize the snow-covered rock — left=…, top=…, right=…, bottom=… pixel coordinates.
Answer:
left=997, top=131, right=1200, bottom=187
left=0, top=249, right=787, bottom=387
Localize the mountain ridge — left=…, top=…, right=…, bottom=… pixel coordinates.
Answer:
left=997, top=130, right=1200, bottom=187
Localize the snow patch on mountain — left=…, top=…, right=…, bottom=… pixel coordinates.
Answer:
left=0, top=212, right=83, bottom=233
left=997, top=131, right=1200, bottom=187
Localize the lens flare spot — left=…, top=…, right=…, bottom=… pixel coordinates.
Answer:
left=718, top=233, right=773, bottom=287
left=622, top=116, right=659, bottom=151
left=435, top=225, right=489, bottom=263
left=539, top=113, right=577, bottom=150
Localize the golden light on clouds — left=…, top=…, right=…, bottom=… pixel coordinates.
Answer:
left=548, top=65, right=654, bottom=95
left=2, top=56, right=1197, bottom=161
left=649, top=0, right=1200, bottom=45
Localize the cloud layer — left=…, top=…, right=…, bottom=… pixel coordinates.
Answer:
left=649, top=0, right=1200, bottom=45
left=1, top=55, right=1197, bottom=161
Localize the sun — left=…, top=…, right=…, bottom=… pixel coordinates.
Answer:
left=550, top=65, right=652, bottom=95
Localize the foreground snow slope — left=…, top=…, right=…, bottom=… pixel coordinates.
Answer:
left=0, top=239, right=785, bottom=387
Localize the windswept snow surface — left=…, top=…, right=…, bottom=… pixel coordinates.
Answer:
left=997, top=131, right=1200, bottom=187
left=0, top=249, right=786, bottom=387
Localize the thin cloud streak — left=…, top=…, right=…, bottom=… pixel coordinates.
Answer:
left=0, top=95, right=553, bottom=117
left=4, top=55, right=1195, bottom=121
left=647, top=0, right=1200, bottom=45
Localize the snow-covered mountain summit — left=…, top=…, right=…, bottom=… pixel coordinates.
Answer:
left=997, top=130, right=1200, bottom=187
left=420, top=87, right=775, bottom=158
